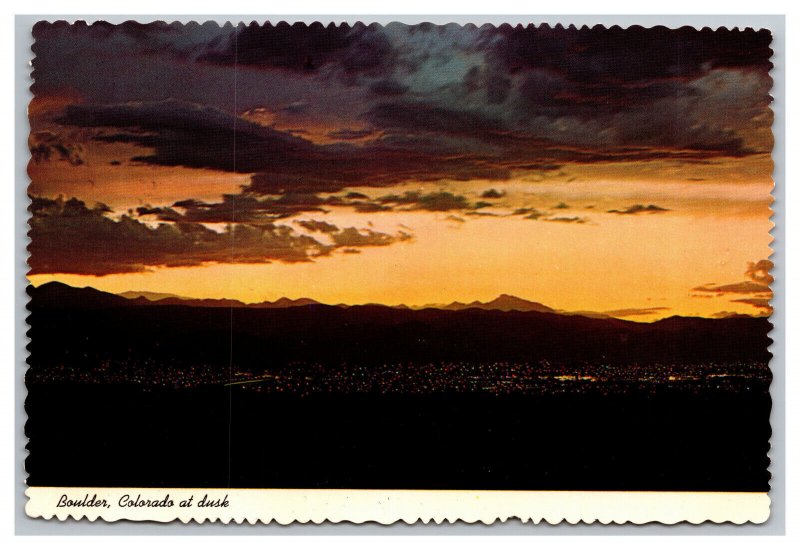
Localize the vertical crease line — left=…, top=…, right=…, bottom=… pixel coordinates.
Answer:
left=227, top=26, right=238, bottom=490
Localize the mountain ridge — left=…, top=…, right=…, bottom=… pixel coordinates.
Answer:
left=27, top=281, right=766, bottom=322
left=27, top=281, right=773, bottom=367
left=425, top=293, right=556, bottom=314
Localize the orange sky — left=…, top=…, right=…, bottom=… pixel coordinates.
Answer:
left=27, top=168, right=773, bottom=320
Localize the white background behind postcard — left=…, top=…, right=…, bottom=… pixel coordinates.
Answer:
left=6, top=0, right=797, bottom=543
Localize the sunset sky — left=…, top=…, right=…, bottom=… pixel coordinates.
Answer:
left=27, top=21, right=774, bottom=320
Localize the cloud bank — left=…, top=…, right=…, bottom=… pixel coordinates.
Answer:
left=32, top=22, right=773, bottom=197
left=29, top=196, right=411, bottom=275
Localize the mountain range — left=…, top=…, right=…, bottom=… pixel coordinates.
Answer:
left=118, top=289, right=322, bottom=309
left=121, top=287, right=556, bottom=313
left=31, top=282, right=585, bottom=315
left=424, top=294, right=555, bottom=313
left=28, top=281, right=760, bottom=322
left=27, top=281, right=773, bottom=366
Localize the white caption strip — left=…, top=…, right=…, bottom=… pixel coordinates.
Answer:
left=26, top=487, right=770, bottom=525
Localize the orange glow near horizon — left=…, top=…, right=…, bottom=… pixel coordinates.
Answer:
left=27, top=180, right=773, bottom=321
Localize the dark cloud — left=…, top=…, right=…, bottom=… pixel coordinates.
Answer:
left=331, top=227, right=412, bottom=248
left=480, top=188, right=505, bottom=199
left=197, top=22, right=351, bottom=71
left=746, top=259, right=773, bottom=285
left=161, top=188, right=494, bottom=222
left=608, top=204, right=670, bottom=215
left=478, top=67, right=512, bottom=105
left=57, top=100, right=530, bottom=194
left=522, top=210, right=545, bottom=220
left=516, top=71, right=693, bottom=116
left=369, top=78, right=408, bottom=96
left=364, top=100, right=526, bottom=146
left=544, top=216, right=586, bottom=224
left=465, top=211, right=501, bottom=218
left=545, top=145, right=757, bottom=164
left=58, top=99, right=310, bottom=175
left=270, top=193, right=329, bottom=213
left=711, top=311, right=752, bottom=319
left=553, top=202, right=570, bottom=209
left=478, top=26, right=771, bottom=156
left=295, top=219, right=339, bottom=233
left=31, top=21, right=239, bottom=110
left=28, top=196, right=411, bottom=276
left=350, top=201, right=393, bottom=213
left=692, top=281, right=771, bottom=294
left=29, top=196, right=325, bottom=275
left=198, top=21, right=396, bottom=80
left=29, top=131, right=85, bottom=166
left=135, top=205, right=184, bottom=222
left=689, top=259, right=773, bottom=316
left=376, top=191, right=473, bottom=212
left=730, top=297, right=772, bottom=312
left=33, top=20, right=220, bottom=60
left=138, top=193, right=327, bottom=224
left=483, top=24, right=771, bottom=84
left=603, top=306, right=670, bottom=318
left=326, top=128, right=376, bottom=140
left=463, top=64, right=511, bottom=103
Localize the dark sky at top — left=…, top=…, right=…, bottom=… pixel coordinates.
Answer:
left=30, top=22, right=773, bottom=196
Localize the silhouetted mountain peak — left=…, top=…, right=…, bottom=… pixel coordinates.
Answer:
left=437, top=294, right=555, bottom=313
left=154, top=297, right=248, bottom=308
left=29, top=281, right=133, bottom=309
left=254, top=297, right=321, bottom=308
left=119, top=290, right=192, bottom=301
left=484, top=294, right=555, bottom=312
left=116, top=289, right=323, bottom=309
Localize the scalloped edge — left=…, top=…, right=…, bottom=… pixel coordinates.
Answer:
left=22, top=18, right=777, bottom=527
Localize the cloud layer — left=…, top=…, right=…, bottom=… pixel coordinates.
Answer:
left=32, top=22, right=773, bottom=198
left=29, top=196, right=411, bottom=275
left=608, top=204, right=670, bottom=215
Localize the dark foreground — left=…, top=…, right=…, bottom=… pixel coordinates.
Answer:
left=25, top=283, right=773, bottom=491
left=26, top=382, right=771, bottom=491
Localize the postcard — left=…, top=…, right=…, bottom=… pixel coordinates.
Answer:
left=24, top=19, right=774, bottom=524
